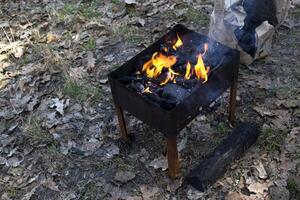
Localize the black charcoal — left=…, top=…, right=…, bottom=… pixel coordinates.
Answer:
left=129, top=82, right=144, bottom=93
left=162, top=83, right=190, bottom=103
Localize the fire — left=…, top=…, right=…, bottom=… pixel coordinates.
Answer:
left=184, top=62, right=192, bottom=80
left=143, top=87, right=152, bottom=93
left=194, top=54, right=210, bottom=83
left=142, top=52, right=177, bottom=79
left=173, top=34, right=183, bottom=50
left=141, top=36, right=209, bottom=85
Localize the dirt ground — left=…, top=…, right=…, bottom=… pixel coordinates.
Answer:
left=0, top=0, right=299, bottom=199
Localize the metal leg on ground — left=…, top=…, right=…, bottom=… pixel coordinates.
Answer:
left=166, top=136, right=180, bottom=178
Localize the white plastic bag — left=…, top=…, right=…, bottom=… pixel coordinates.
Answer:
left=209, top=0, right=290, bottom=65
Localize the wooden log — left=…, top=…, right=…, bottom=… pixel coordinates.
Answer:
left=186, top=123, right=260, bottom=191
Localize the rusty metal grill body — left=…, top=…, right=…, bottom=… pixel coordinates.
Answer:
left=108, top=24, right=240, bottom=177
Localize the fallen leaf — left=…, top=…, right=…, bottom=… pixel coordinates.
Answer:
left=167, top=178, right=183, bottom=192
left=21, top=186, right=38, bottom=200
left=178, top=136, right=187, bottom=152
left=44, top=112, right=59, bottom=129
left=86, top=51, right=96, bottom=72
left=27, top=95, right=38, bottom=111
left=14, top=46, right=24, bottom=58
left=69, top=67, right=87, bottom=80
left=130, top=17, right=146, bottom=27
left=114, top=171, right=136, bottom=183
left=124, top=0, right=138, bottom=5
left=0, top=21, right=9, bottom=28
left=253, top=106, right=275, bottom=117
left=7, top=155, right=24, bottom=167
left=42, top=178, right=60, bottom=191
left=50, top=98, right=65, bottom=116
left=105, top=144, right=120, bottom=159
left=271, top=110, right=291, bottom=130
left=10, top=93, right=32, bottom=114
left=187, top=188, right=205, bottom=200
left=46, top=33, right=60, bottom=43
left=0, top=156, right=7, bottom=165
left=149, top=156, right=168, bottom=171
left=248, top=182, right=268, bottom=194
left=104, top=54, right=114, bottom=62
left=140, top=185, right=159, bottom=200
left=225, top=192, right=256, bottom=200
left=269, top=186, right=290, bottom=200
left=253, top=161, right=268, bottom=180
left=257, top=77, right=273, bottom=90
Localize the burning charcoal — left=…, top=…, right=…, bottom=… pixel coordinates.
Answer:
left=162, top=83, right=190, bottom=104
left=129, top=82, right=144, bottom=93
left=160, top=44, right=176, bottom=55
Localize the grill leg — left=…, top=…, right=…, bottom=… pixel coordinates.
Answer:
left=228, top=65, right=239, bottom=126
left=166, top=136, right=180, bottom=178
left=115, top=105, right=130, bottom=143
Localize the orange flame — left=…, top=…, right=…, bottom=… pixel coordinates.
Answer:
left=160, top=72, right=173, bottom=85
left=194, top=54, right=210, bottom=83
left=184, top=62, right=192, bottom=80
left=173, top=34, right=183, bottom=50
left=142, top=52, right=177, bottom=79
left=141, top=38, right=209, bottom=85
left=143, top=87, right=152, bottom=93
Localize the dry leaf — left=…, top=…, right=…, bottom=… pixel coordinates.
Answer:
left=114, top=171, right=136, bottom=183
left=21, top=186, right=38, bottom=200
left=187, top=188, right=205, bottom=200
left=149, top=156, right=168, bottom=171
left=50, top=98, right=65, bottom=116
left=69, top=66, right=87, bottom=80
left=86, top=51, right=96, bottom=72
left=254, top=161, right=268, bottom=180
left=140, top=185, right=159, bottom=200
left=248, top=182, right=268, bottom=194
left=14, top=46, right=24, bottom=58
left=46, top=33, right=60, bottom=43
left=253, top=106, right=275, bottom=117
left=105, top=144, right=120, bottom=159
left=124, top=0, right=138, bottom=5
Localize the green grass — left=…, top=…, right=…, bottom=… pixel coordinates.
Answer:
left=63, top=78, right=90, bottom=101
left=82, top=38, right=96, bottom=51
left=113, top=24, right=143, bottom=44
left=217, top=122, right=230, bottom=136
left=43, top=144, right=62, bottom=163
left=56, top=2, right=103, bottom=22
left=287, top=179, right=299, bottom=199
left=229, top=168, right=243, bottom=187
left=6, top=187, right=17, bottom=199
left=184, top=7, right=210, bottom=26
left=259, top=128, right=286, bottom=152
left=17, top=54, right=31, bottom=65
left=291, top=7, right=300, bottom=18
left=78, top=4, right=102, bottom=19
left=22, top=116, right=54, bottom=145
left=63, top=78, right=102, bottom=103
left=29, top=44, right=67, bottom=73
left=111, top=0, right=120, bottom=4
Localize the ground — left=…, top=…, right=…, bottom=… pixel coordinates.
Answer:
left=0, top=0, right=299, bottom=199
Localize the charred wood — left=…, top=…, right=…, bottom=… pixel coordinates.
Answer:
left=186, top=123, right=260, bottom=191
